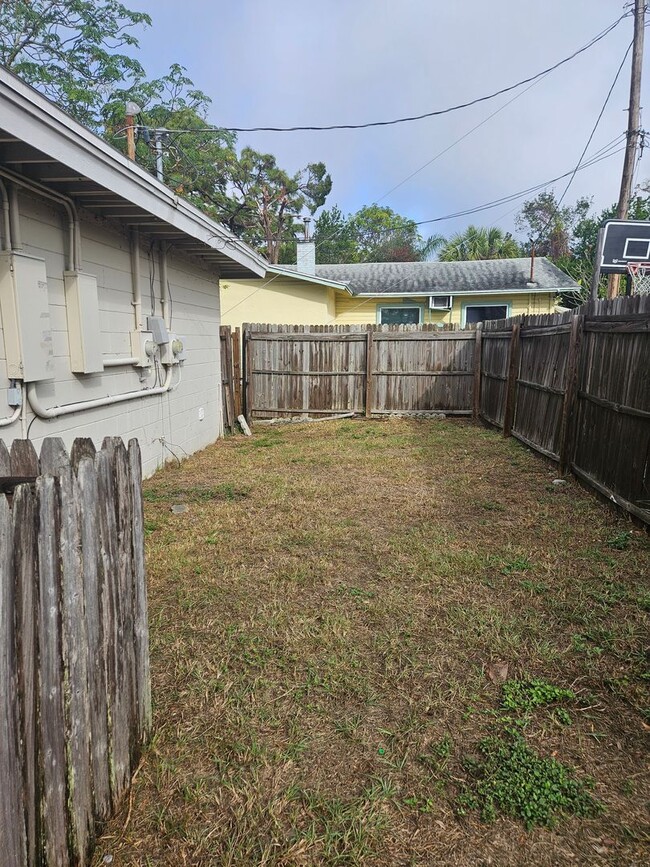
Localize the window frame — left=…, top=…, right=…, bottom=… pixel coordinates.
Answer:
left=461, top=302, right=510, bottom=327
left=376, top=303, right=424, bottom=326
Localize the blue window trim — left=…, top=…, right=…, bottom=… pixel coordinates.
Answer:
left=376, top=302, right=425, bottom=325
left=461, top=301, right=510, bottom=328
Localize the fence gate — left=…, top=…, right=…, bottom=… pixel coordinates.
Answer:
left=241, top=323, right=478, bottom=420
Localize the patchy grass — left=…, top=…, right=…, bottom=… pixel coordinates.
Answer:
left=92, top=419, right=649, bottom=866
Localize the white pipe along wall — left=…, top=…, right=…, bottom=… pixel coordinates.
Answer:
left=0, top=181, right=224, bottom=476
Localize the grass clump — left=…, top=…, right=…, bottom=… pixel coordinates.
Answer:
left=502, top=678, right=575, bottom=713
left=458, top=732, right=602, bottom=829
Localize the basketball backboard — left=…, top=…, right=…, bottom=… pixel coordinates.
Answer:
left=600, top=219, right=650, bottom=273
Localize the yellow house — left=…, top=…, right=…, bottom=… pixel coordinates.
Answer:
left=222, top=244, right=580, bottom=330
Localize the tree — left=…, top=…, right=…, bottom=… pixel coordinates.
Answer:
left=313, top=204, right=438, bottom=264
left=103, top=64, right=237, bottom=218
left=437, top=225, right=521, bottom=261
left=0, top=0, right=151, bottom=129
left=312, top=206, right=360, bottom=264
left=225, top=150, right=331, bottom=263
left=515, top=192, right=590, bottom=260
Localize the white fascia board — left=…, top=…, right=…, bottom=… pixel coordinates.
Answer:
left=0, top=69, right=266, bottom=277
left=268, top=266, right=353, bottom=293
left=354, top=287, right=566, bottom=298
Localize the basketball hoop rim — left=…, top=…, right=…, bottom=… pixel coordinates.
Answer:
left=626, top=261, right=650, bottom=274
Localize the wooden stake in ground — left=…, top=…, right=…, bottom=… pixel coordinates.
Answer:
left=608, top=0, right=645, bottom=299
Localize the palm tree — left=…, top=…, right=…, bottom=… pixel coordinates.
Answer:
left=437, top=226, right=521, bottom=261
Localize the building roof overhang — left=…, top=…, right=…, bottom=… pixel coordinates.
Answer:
left=0, top=67, right=267, bottom=279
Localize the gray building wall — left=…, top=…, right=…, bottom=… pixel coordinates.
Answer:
left=1, top=190, right=223, bottom=477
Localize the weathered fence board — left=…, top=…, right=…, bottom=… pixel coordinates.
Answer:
left=13, top=483, right=39, bottom=867
left=220, top=325, right=237, bottom=434
left=0, top=494, right=26, bottom=866
left=0, top=436, right=150, bottom=867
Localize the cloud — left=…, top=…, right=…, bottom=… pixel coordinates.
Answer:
left=131, top=0, right=645, bottom=238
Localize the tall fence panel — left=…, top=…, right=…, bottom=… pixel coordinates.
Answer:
left=480, top=296, right=649, bottom=524
left=0, top=437, right=151, bottom=867
left=571, top=305, right=650, bottom=520
left=242, top=323, right=478, bottom=419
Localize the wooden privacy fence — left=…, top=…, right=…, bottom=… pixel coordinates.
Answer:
left=234, top=298, right=649, bottom=523
left=0, top=436, right=150, bottom=867
left=479, top=295, right=649, bottom=523
left=241, top=323, right=478, bottom=419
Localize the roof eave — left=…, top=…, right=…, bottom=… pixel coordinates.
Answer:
left=268, top=265, right=353, bottom=293
left=0, top=67, right=267, bottom=279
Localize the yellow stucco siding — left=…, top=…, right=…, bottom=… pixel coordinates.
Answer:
left=334, top=291, right=557, bottom=325
left=222, top=278, right=558, bottom=329
left=221, top=277, right=335, bottom=330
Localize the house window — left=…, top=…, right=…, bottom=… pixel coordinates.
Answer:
left=378, top=306, right=422, bottom=325
left=464, top=304, right=508, bottom=325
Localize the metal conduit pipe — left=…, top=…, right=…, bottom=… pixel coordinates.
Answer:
left=0, top=166, right=79, bottom=270
left=0, top=178, right=11, bottom=251
left=159, top=243, right=170, bottom=328
left=131, top=227, right=143, bottom=330
left=27, top=365, right=179, bottom=420
left=8, top=183, right=22, bottom=251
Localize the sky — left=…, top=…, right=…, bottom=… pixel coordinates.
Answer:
left=126, top=0, right=648, bottom=244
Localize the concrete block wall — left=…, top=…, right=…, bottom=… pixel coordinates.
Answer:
left=0, top=189, right=223, bottom=477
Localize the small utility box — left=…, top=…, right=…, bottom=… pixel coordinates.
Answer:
left=0, top=251, right=54, bottom=381
left=64, top=271, right=104, bottom=373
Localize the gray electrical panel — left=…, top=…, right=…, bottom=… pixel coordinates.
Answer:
left=0, top=252, right=54, bottom=381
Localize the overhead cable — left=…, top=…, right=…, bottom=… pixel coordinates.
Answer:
left=135, top=12, right=628, bottom=134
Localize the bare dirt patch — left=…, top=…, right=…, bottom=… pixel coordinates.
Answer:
left=93, top=419, right=649, bottom=866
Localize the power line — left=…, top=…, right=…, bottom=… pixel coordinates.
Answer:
left=131, top=13, right=628, bottom=135
left=532, top=40, right=634, bottom=248
left=413, top=142, right=626, bottom=227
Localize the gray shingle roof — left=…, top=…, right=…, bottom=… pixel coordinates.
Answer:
left=312, top=258, right=579, bottom=296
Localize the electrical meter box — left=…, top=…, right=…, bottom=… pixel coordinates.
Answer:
left=64, top=271, right=104, bottom=374
left=0, top=251, right=54, bottom=381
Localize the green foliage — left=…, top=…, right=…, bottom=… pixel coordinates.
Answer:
left=606, top=530, right=632, bottom=550
left=313, top=204, right=438, bottom=264
left=0, top=0, right=151, bottom=129
left=501, top=678, right=575, bottom=713
left=458, top=732, right=602, bottom=829
left=437, top=225, right=521, bottom=261
left=228, top=149, right=331, bottom=263
left=516, top=190, right=650, bottom=305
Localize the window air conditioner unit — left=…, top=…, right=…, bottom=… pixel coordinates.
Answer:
left=429, top=295, right=452, bottom=310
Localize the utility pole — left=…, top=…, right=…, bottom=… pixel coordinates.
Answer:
left=609, top=0, right=645, bottom=298
left=124, top=101, right=142, bottom=163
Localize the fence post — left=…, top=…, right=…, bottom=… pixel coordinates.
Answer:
left=232, top=327, right=242, bottom=419
left=365, top=327, right=375, bottom=418
left=503, top=322, right=521, bottom=437
left=473, top=322, right=483, bottom=421
left=559, top=314, right=583, bottom=476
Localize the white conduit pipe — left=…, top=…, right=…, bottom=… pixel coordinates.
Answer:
left=27, top=365, right=179, bottom=420
left=0, top=178, right=11, bottom=251
left=0, top=403, right=21, bottom=427
left=103, top=356, right=139, bottom=367
left=0, top=167, right=78, bottom=271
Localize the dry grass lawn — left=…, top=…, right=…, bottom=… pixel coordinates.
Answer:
left=93, top=419, right=649, bottom=866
